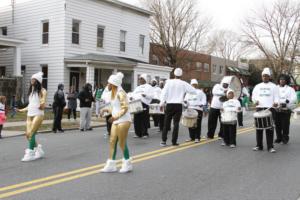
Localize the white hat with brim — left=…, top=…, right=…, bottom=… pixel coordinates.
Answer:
left=190, top=79, right=198, bottom=85
left=174, top=68, right=183, bottom=77
left=262, top=68, right=271, bottom=76
left=140, top=74, right=148, bottom=82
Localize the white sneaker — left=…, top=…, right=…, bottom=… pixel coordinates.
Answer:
left=230, top=144, right=236, bottom=148
left=269, top=148, right=276, bottom=153
left=194, top=139, right=200, bottom=143
left=100, top=160, right=118, bottom=173
left=221, top=142, right=226, bottom=146
left=119, top=158, right=133, bottom=173
left=21, top=149, right=36, bottom=162
left=34, top=144, right=45, bottom=159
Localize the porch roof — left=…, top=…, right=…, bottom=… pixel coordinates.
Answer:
left=65, top=53, right=143, bottom=66
left=0, top=36, right=26, bottom=48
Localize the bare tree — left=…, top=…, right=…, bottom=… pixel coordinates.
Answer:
left=207, top=29, right=251, bottom=64
left=142, top=0, right=212, bottom=68
left=243, top=0, right=300, bottom=79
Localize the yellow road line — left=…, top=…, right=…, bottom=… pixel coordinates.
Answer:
left=0, top=126, right=253, bottom=194
left=0, top=128, right=255, bottom=199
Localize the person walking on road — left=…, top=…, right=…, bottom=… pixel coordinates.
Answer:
left=100, top=72, right=133, bottom=173
left=18, top=72, right=47, bottom=162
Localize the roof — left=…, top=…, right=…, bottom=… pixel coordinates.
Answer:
left=65, top=53, right=141, bottom=66
left=102, top=0, right=152, bottom=16
left=0, top=36, right=26, bottom=47
left=227, top=66, right=250, bottom=76
left=197, top=80, right=217, bottom=88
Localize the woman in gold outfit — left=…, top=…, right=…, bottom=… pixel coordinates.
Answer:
left=18, top=72, right=47, bottom=162
left=100, top=72, right=132, bottom=173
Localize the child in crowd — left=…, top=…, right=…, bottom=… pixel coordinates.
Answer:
left=221, top=89, right=241, bottom=148
left=0, top=96, right=7, bottom=139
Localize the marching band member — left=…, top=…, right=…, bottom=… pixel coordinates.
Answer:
left=18, top=72, right=47, bottom=162
left=221, top=89, right=241, bottom=148
left=275, top=74, right=297, bottom=144
left=252, top=68, right=279, bottom=153
left=184, top=79, right=207, bottom=143
left=100, top=72, right=133, bottom=173
left=159, top=80, right=166, bottom=132
left=131, top=74, right=153, bottom=138
left=237, top=81, right=250, bottom=127
left=206, top=77, right=231, bottom=139
left=150, top=79, right=162, bottom=127
left=160, top=68, right=196, bottom=147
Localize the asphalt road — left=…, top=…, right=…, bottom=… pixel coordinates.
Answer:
left=0, top=112, right=300, bottom=200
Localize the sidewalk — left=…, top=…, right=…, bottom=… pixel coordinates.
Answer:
left=2, top=117, right=106, bottom=138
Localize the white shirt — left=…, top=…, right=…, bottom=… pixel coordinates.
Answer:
left=242, top=87, right=250, bottom=97
left=0, top=103, right=5, bottom=114
left=28, top=93, right=44, bottom=116
left=132, top=83, right=153, bottom=105
left=252, top=82, right=279, bottom=108
left=211, top=84, right=227, bottom=109
left=222, top=99, right=241, bottom=112
left=184, top=89, right=207, bottom=111
left=111, top=88, right=131, bottom=124
left=160, top=79, right=196, bottom=105
left=152, top=86, right=162, bottom=100
left=101, top=87, right=111, bottom=104
left=278, top=85, right=297, bottom=108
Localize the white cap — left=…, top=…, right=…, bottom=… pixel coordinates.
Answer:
left=221, top=76, right=232, bottom=85
left=190, top=79, right=198, bottom=85
left=226, top=88, right=234, bottom=96
left=31, top=72, right=43, bottom=84
left=174, top=68, right=183, bottom=77
left=262, top=68, right=271, bottom=76
left=140, top=73, right=148, bottom=82
left=108, top=72, right=124, bottom=87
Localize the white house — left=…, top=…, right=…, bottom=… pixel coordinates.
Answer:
left=0, top=0, right=172, bottom=104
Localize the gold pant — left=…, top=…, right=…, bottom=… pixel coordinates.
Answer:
left=26, top=115, right=44, bottom=140
left=109, top=122, right=131, bottom=160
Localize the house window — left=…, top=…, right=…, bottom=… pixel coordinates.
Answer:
left=203, top=63, right=209, bottom=72
left=1, top=27, right=7, bottom=36
left=139, top=35, right=145, bottom=54
left=120, top=30, right=126, bottom=52
left=97, top=26, right=104, bottom=48
left=219, top=65, right=224, bottom=74
left=0, top=66, right=6, bottom=77
left=42, top=21, right=49, bottom=44
left=196, top=62, right=202, bottom=71
left=72, top=20, right=80, bottom=44
left=41, top=65, right=48, bottom=89
left=212, top=64, right=217, bottom=73
left=152, top=55, right=159, bottom=65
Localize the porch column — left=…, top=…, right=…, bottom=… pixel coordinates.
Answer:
left=13, top=46, right=21, bottom=76
left=86, top=64, right=95, bottom=86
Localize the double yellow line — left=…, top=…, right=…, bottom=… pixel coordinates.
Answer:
left=0, top=127, right=254, bottom=199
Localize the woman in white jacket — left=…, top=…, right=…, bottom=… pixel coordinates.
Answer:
left=100, top=72, right=132, bottom=173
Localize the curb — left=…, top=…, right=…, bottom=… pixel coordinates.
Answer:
left=2, top=124, right=106, bottom=139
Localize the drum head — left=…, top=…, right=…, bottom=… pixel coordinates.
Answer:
left=253, top=110, right=272, bottom=118
left=229, top=76, right=241, bottom=99
left=183, top=109, right=198, bottom=118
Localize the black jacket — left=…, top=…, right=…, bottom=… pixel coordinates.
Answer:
left=53, top=89, right=66, bottom=108
left=78, top=88, right=94, bottom=108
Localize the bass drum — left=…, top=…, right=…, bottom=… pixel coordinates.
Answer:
left=221, top=76, right=242, bottom=99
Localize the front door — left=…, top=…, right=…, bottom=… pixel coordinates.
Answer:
left=70, top=72, right=80, bottom=92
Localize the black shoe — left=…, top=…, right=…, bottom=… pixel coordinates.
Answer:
left=80, top=129, right=85, bottom=132
left=274, top=139, right=282, bottom=143
left=87, top=128, right=93, bottom=131
left=160, top=142, right=167, bottom=147
left=53, top=130, right=57, bottom=133
left=58, top=129, right=64, bottom=133
left=172, top=143, right=180, bottom=146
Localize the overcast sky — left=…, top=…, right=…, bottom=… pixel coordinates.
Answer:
left=0, top=0, right=278, bottom=32
left=120, top=0, right=276, bottom=32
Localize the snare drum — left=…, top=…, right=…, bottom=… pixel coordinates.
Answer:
left=99, top=103, right=112, bottom=117
left=181, top=109, right=198, bottom=128
left=129, top=100, right=144, bottom=114
left=149, top=104, right=164, bottom=115
left=253, top=110, right=273, bottom=130
left=221, top=111, right=237, bottom=125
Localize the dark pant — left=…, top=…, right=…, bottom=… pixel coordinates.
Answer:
left=162, top=104, right=182, bottom=144
left=134, top=103, right=149, bottom=137
left=223, top=123, right=237, bottom=145
left=255, top=108, right=275, bottom=150
left=188, top=110, right=203, bottom=140
left=67, top=108, right=77, bottom=119
left=207, top=108, right=223, bottom=139
left=0, top=124, right=2, bottom=138
left=275, top=110, right=291, bottom=143
left=105, top=114, right=112, bottom=135
left=159, top=114, right=165, bottom=131
left=152, top=115, right=160, bottom=127
left=237, top=111, right=243, bottom=126
left=53, top=106, right=63, bottom=131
